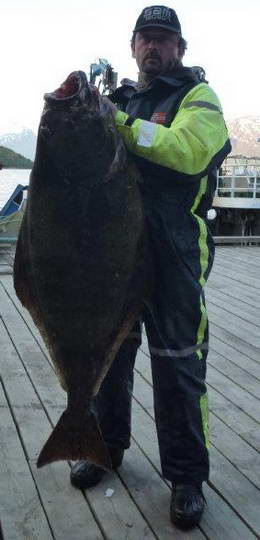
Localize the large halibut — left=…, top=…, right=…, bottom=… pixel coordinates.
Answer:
left=14, top=71, right=147, bottom=469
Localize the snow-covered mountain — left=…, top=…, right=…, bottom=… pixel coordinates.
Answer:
left=0, top=115, right=259, bottom=162
left=226, top=115, right=260, bottom=157
left=0, top=128, right=37, bottom=161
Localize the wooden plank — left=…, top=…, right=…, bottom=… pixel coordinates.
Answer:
left=207, top=274, right=260, bottom=302
left=136, top=349, right=260, bottom=449
left=209, top=385, right=260, bottom=452
left=210, top=414, right=260, bottom=490
left=0, top=384, right=53, bottom=540
left=214, top=244, right=260, bottom=253
left=133, top=369, right=260, bottom=537
left=0, top=248, right=15, bottom=271
left=0, top=265, right=12, bottom=275
left=212, top=262, right=260, bottom=289
left=0, top=283, right=157, bottom=539
left=215, top=248, right=260, bottom=268
left=0, top=275, right=51, bottom=359
left=207, top=350, right=260, bottom=399
left=215, top=246, right=260, bottom=258
left=137, top=353, right=260, bottom=488
left=119, top=438, right=206, bottom=539
left=209, top=335, right=260, bottom=381
left=1, top=249, right=15, bottom=266
left=212, top=261, right=260, bottom=285
left=207, top=280, right=260, bottom=311
left=2, top=260, right=259, bottom=364
left=81, top=467, right=157, bottom=540
left=0, top=258, right=10, bottom=267
left=0, top=320, right=104, bottom=540
left=207, top=303, right=260, bottom=348
left=122, top=441, right=205, bottom=538
left=0, top=283, right=204, bottom=538
left=2, top=246, right=260, bottom=538
left=212, top=259, right=260, bottom=286
left=209, top=445, right=260, bottom=537
left=213, top=253, right=260, bottom=277
left=139, top=332, right=260, bottom=453
left=209, top=322, right=260, bottom=365
left=206, top=288, right=260, bottom=328
left=131, top=401, right=258, bottom=540
left=216, top=245, right=260, bottom=261
left=0, top=280, right=61, bottom=406
left=210, top=253, right=260, bottom=283
left=141, top=336, right=260, bottom=404
left=207, top=299, right=260, bottom=340
left=31, top=463, right=105, bottom=540
left=131, top=387, right=258, bottom=539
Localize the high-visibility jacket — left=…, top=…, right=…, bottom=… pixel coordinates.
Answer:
left=110, top=67, right=231, bottom=288
left=97, top=68, right=232, bottom=483
left=112, top=67, right=231, bottom=190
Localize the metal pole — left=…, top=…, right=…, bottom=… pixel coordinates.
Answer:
left=231, top=175, right=235, bottom=198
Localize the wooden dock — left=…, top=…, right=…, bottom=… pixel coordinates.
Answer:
left=0, top=246, right=259, bottom=539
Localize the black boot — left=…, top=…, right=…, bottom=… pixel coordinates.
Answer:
left=70, top=447, right=124, bottom=489
left=170, top=483, right=206, bottom=530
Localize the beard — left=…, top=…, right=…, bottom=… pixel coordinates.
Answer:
left=141, top=56, right=179, bottom=75
left=137, top=58, right=182, bottom=89
left=141, top=57, right=162, bottom=74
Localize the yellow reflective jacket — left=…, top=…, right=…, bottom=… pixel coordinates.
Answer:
left=112, top=72, right=231, bottom=182
left=110, top=69, right=231, bottom=289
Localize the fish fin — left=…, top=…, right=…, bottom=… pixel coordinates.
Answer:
left=37, top=410, right=112, bottom=470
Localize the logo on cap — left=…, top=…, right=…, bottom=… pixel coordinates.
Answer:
left=133, top=6, right=182, bottom=35
left=143, top=7, right=171, bottom=22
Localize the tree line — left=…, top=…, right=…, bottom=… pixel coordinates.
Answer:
left=0, top=146, right=33, bottom=169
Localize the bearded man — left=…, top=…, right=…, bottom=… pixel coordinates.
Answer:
left=71, top=5, right=231, bottom=530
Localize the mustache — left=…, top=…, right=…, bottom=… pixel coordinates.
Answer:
left=143, top=52, right=161, bottom=61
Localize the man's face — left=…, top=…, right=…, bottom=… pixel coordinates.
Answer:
left=132, top=28, right=182, bottom=75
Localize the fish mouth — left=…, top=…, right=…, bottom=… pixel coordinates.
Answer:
left=44, top=71, right=99, bottom=108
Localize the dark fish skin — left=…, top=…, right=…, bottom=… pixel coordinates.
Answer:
left=13, top=71, right=148, bottom=469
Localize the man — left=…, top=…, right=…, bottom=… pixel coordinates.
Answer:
left=70, top=5, right=231, bottom=530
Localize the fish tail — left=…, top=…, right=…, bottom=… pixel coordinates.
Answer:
left=37, top=409, right=112, bottom=470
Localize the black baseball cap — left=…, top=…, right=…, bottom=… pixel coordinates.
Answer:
left=133, top=5, right=182, bottom=35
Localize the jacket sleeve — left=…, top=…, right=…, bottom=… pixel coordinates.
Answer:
left=114, top=83, right=231, bottom=176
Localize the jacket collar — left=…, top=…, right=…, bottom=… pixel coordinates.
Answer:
left=156, top=66, right=200, bottom=87
left=110, top=66, right=201, bottom=101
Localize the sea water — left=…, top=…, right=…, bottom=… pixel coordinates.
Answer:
left=0, top=169, right=31, bottom=210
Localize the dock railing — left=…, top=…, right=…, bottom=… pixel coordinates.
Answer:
left=216, top=174, right=260, bottom=198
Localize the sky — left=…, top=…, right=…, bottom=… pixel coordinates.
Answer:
left=1, top=0, right=260, bottom=133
